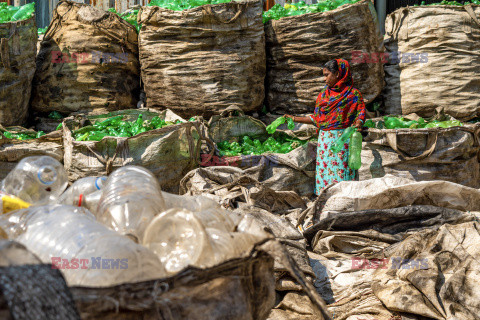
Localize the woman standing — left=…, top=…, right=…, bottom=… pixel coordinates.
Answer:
left=285, top=59, right=366, bottom=196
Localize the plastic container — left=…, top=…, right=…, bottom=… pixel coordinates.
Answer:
left=143, top=207, right=257, bottom=274
left=0, top=205, right=166, bottom=287
left=82, top=190, right=103, bottom=215
left=143, top=208, right=211, bottom=274
left=330, top=126, right=356, bottom=153
left=348, top=131, right=362, bottom=170
left=96, top=166, right=166, bottom=243
left=2, top=156, right=68, bottom=205
left=59, top=176, right=107, bottom=207
left=206, top=228, right=259, bottom=263
left=11, top=3, right=34, bottom=21
left=161, top=192, right=238, bottom=231
left=266, top=116, right=286, bottom=134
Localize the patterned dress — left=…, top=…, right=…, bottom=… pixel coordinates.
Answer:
left=315, top=129, right=355, bottom=195
left=308, top=59, right=366, bottom=196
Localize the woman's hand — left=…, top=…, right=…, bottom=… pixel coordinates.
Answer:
left=284, top=114, right=295, bottom=121
left=354, top=119, right=363, bottom=131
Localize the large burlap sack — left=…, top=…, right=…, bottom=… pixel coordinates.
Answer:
left=138, top=0, right=266, bottom=118
left=265, top=0, right=384, bottom=115
left=63, top=109, right=202, bottom=193
left=383, top=5, right=480, bottom=120
left=305, top=206, right=474, bottom=320
left=0, top=128, right=63, bottom=180
left=298, top=175, right=480, bottom=224
left=0, top=16, right=36, bottom=126
left=359, top=124, right=480, bottom=188
left=32, top=1, right=140, bottom=116
left=372, top=221, right=480, bottom=320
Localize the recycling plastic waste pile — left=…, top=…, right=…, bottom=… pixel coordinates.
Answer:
left=217, top=135, right=308, bottom=156
left=414, top=0, right=480, bottom=5
left=1, top=129, right=45, bottom=140
left=148, top=0, right=233, bottom=11
left=0, top=156, right=260, bottom=287
left=0, top=2, right=35, bottom=23
left=214, top=116, right=309, bottom=156
left=72, top=114, right=185, bottom=141
left=262, top=0, right=361, bottom=23
left=364, top=116, right=464, bottom=129
left=108, top=7, right=140, bottom=32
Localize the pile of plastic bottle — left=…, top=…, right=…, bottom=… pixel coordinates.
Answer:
left=108, top=8, right=140, bottom=32
left=217, top=135, right=308, bottom=156
left=414, top=0, right=480, bottom=6
left=148, top=0, right=233, bottom=11
left=364, top=116, right=464, bottom=129
left=0, top=2, right=35, bottom=23
left=73, top=114, right=188, bottom=141
left=215, top=116, right=307, bottom=156
left=262, top=0, right=360, bottom=23
left=0, top=156, right=259, bottom=287
left=2, top=130, right=45, bottom=140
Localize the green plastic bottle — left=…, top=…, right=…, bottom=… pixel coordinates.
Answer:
left=364, top=119, right=375, bottom=128
left=330, top=126, right=356, bottom=153
left=266, top=116, right=286, bottom=134
left=286, top=117, right=295, bottom=130
left=348, top=131, right=362, bottom=170
left=11, top=3, right=34, bottom=21
left=384, top=116, right=404, bottom=129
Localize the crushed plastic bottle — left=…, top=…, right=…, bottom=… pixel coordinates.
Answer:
left=96, top=166, right=166, bottom=243
left=2, top=156, right=68, bottom=205
left=266, top=116, right=286, bottom=134
left=59, top=176, right=107, bottom=207
left=286, top=117, right=295, bottom=130
left=0, top=205, right=166, bottom=287
left=11, top=2, right=34, bottom=21
left=0, top=3, right=34, bottom=23
left=330, top=126, right=356, bottom=153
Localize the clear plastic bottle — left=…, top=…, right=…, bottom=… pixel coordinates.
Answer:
left=143, top=208, right=214, bottom=274
left=82, top=190, right=103, bottom=215
left=143, top=208, right=259, bottom=274
left=161, top=192, right=238, bottom=232
left=59, top=176, right=107, bottom=206
left=96, top=166, right=166, bottom=243
left=206, top=228, right=260, bottom=263
left=2, top=156, right=68, bottom=205
left=0, top=205, right=166, bottom=287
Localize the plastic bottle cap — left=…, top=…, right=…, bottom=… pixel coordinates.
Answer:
left=95, top=177, right=107, bottom=190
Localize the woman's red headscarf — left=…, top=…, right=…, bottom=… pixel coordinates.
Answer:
left=308, top=59, right=366, bottom=131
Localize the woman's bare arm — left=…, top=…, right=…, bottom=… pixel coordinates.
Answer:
left=284, top=114, right=313, bottom=124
